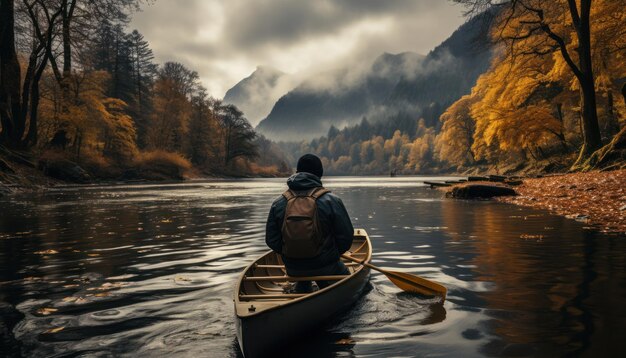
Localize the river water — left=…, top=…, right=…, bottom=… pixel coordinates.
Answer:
left=0, top=177, right=624, bottom=357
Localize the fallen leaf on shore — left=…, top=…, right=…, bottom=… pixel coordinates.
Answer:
left=498, top=169, right=626, bottom=233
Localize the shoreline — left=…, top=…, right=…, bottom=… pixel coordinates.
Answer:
left=428, top=170, right=625, bottom=235
left=3, top=156, right=624, bottom=235
left=495, top=169, right=625, bottom=235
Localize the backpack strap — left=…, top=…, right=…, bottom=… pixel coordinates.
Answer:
left=282, top=189, right=297, bottom=200
left=308, top=187, right=330, bottom=199
left=282, top=187, right=330, bottom=200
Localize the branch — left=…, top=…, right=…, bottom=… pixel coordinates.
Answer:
left=567, top=0, right=581, bottom=30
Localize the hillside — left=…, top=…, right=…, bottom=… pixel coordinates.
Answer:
left=256, top=11, right=494, bottom=141
left=386, top=12, right=494, bottom=129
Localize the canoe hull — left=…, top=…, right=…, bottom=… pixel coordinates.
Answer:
left=236, top=266, right=369, bottom=358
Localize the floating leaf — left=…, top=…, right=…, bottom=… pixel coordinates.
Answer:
left=336, top=338, right=355, bottom=345
left=44, top=326, right=65, bottom=334
left=35, top=249, right=58, bottom=255
left=37, top=307, right=58, bottom=315
left=520, top=234, right=544, bottom=240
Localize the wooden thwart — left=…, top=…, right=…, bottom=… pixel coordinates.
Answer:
left=255, top=263, right=358, bottom=269
left=239, top=293, right=306, bottom=300
left=244, top=275, right=349, bottom=282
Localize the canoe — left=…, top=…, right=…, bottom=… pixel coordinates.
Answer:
left=234, top=229, right=372, bottom=358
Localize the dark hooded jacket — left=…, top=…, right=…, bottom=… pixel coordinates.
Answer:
left=265, top=172, right=354, bottom=271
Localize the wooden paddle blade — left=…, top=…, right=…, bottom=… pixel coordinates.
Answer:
left=341, top=253, right=447, bottom=300
left=384, top=270, right=447, bottom=298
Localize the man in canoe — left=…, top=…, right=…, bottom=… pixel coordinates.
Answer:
left=265, top=154, right=354, bottom=293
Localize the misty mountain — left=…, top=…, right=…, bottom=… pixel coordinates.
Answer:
left=256, top=11, right=495, bottom=141
left=256, top=52, right=425, bottom=140
left=386, top=11, right=495, bottom=129
left=223, top=66, right=292, bottom=126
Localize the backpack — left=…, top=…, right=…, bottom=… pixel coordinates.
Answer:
left=281, top=187, right=330, bottom=259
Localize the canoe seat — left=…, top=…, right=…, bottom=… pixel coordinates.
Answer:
left=243, top=275, right=349, bottom=282
left=239, top=293, right=307, bottom=300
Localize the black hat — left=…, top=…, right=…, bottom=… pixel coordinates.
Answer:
left=296, top=154, right=323, bottom=178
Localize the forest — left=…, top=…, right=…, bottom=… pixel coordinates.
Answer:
left=286, top=0, right=625, bottom=176
left=0, top=0, right=289, bottom=181
left=1, top=0, right=625, bottom=181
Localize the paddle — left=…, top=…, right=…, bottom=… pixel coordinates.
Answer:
left=342, top=254, right=447, bottom=300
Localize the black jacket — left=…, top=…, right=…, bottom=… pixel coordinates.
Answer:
left=265, top=172, right=354, bottom=271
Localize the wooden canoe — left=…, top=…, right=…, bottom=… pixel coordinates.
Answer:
left=234, top=229, right=372, bottom=358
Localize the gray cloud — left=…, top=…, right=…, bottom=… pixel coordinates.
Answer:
left=223, top=0, right=430, bottom=48
left=130, top=0, right=466, bottom=97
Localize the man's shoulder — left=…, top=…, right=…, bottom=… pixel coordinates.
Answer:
left=318, top=191, right=343, bottom=205
left=271, top=193, right=288, bottom=207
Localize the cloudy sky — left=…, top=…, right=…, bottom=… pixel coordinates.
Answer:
left=130, top=0, right=467, bottom=98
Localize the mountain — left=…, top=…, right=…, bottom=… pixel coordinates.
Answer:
left=256, top=10, right=495, bottom=141
left=256, top=52, right=425, bottom=140
left=223, top=66, right=291, bottom=126
left=386, top=11, right=495, bottom=129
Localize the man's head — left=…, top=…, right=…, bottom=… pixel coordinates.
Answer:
left=296, top=154, right=323, bottom=178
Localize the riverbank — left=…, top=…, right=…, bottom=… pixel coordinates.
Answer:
left=496, top=170, right=625, bottom=234
left=0, top=147, right=289, bottom=196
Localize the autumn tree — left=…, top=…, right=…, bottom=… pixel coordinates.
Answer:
left=453, top=0, right=605, bottom=160
left=145, top=62, right=198, bottom=152
left=436, top=95, right=477, bottom=167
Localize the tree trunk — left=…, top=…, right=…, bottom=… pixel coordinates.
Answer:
left=622, top=83, right=626, bottom=113
left=605, top=90, right=620, bottom=136
left=24, top=53, right=49, bottom=146
left=576, top=0, right=602, bottom=156
left=62, top=0, right=76, bottom=77
left=554, top=103, right=569, bottom=152
left=0, top=0, right=23, bottom=148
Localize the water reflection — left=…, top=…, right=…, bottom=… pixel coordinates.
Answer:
left=0, top=177, right=624, bottom=357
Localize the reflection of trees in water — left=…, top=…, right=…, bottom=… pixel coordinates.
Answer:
left=440, top=199, right=626, bottom=355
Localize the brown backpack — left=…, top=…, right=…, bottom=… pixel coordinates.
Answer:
left=281, top=187, right=330, bottom=259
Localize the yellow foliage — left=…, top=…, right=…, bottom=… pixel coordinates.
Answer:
left=406, top=127, right=435, bottom=172
left=134, top=150, right=191, bottom=170
left=436, top=95, right=477, bottom=166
